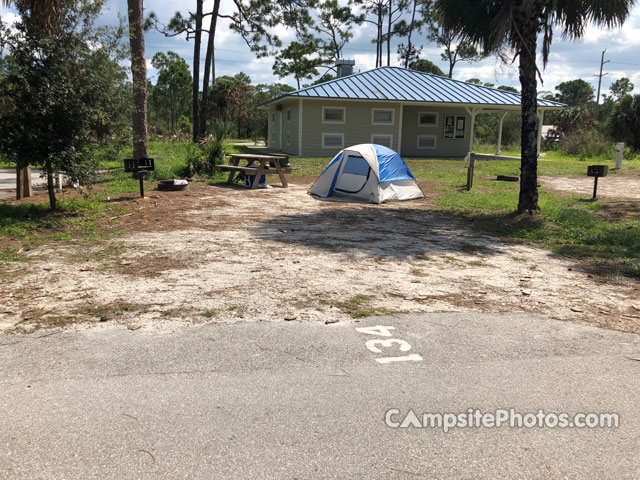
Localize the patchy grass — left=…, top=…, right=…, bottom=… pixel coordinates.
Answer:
left=438, top=182, right=640, bottom=277
left=0, top=196, right=117, bottom=245
left=336, top=294, right=376, bottom=318
left=201, top=310, right=218, bottom=318
left=81, top=302, right=148, bottom=321
left=0, top=247, right=25, bottom=264
left=459, top=241, right=488, bottom=254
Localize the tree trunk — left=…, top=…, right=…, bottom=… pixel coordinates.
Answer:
left=16, top=164, right=32, bottom=199
left=517, top=9, right=541, bottom=214
left=448, top=47, right=456, bottom=78
left=127, top=0, right=149, bottom=160
left=404, top=0, right=417, bottom=68
left=170, top=90, right=176, bottom=132
left=376, top=14, right=381, bottom=66
left=45, top=158, right=56, bottom=210
left=192, top=0, right=203, bottom=142
left=386, top=0, right=391, bottom=66
left=200, top=0, right=220, bottom=137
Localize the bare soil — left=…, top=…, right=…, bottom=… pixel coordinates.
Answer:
left=2, top=180, right=640, bottom=334
left=540, top=171, right=640, bottom=200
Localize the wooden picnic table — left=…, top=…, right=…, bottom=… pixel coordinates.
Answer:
left=219, top=153, right=292, bottom=189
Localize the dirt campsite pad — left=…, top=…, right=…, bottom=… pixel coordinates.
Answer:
left=2, top=180, right=640, bottom=334
left=540, top=171, right=640, bottom=200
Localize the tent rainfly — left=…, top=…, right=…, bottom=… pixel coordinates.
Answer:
left=308, top=144, right=424, bottom=204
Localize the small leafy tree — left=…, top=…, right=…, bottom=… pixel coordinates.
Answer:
left=422, top=2, right=483, bottom=78
left=609, top=77, right=634, bottom=101
left=408, top=58, right=444, bottom=76
left=554, top=79, right=594, bottom=107
left=273, top=35, right=322, bottom=89
left=608, top=94, right=640, bottom=151
left=0, top=0, right=128, bottom=209
left=150, top=51, right=192, bottom=133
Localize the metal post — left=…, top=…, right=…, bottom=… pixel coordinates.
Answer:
left=496, top=112, right=506, bottom=156
left=592, top=175, right=599, bottom=200
left=537, top=110, right=544, bottom=158
left=139, top=173, right=145, bottom=198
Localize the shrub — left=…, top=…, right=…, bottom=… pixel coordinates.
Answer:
left=561, top=128, right=612, bottom=159
left=182, top=121, right=232, bottom=177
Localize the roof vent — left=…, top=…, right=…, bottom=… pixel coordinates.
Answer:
left=336, top=59, right=355, bottom=78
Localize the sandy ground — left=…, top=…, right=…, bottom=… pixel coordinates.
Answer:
left=2, top=181, right=640, bottom=334
left=540, top=171, right=640, bottom=200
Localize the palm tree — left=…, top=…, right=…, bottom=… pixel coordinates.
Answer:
left=433, top=0, right=635, bottom=213
left=127, top=0, right=148, bottom=160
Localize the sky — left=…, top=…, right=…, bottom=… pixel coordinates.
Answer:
left=2, top=0, right=640, bottom=97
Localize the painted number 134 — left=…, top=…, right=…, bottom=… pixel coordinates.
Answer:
left=355, top=325, right=423, bottom=364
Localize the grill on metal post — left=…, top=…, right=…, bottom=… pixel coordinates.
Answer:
left=124, top=158, right=155, bottom=198
left=587, top=165, right=608, bottom=200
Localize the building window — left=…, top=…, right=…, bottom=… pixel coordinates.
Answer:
left=371, top=134, right=393, bottom=148
left=286, top=132, right=291, bottom=146
left=322, top=106, right=345, bottom=124
left=417, top=135, right=437, bottom=149
left=322, top=133, right=344, bottom=149
left=444, top=115, right=466, bottom=139
left=371, top=108, right=394, bottom=125
left=287, top=108, right=291, bottom=122
left=418, top=112, right=438, bottom=127
left=272, top=113, right=275, bottom=122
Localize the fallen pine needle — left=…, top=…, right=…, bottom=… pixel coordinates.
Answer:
left=108, top=213, right=134, bottom=221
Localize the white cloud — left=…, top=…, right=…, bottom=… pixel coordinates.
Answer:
left=49, top=0, right=637, bottom=92
left=0, top=11, right=20, bottom=27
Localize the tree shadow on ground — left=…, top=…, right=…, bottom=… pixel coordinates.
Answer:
left=465, top=211, right=640, bottom=281
left=252, top=206, right=505, bottom=260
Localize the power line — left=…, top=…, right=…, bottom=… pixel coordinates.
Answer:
left=145, top=42, right=640, bottom=69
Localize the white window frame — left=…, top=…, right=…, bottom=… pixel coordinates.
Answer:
left=321, top=133, right=345, bottom=149
left=371, top=108, right=395, bottom=125
left=417, top=135, right=437, bottom=150
left=371, top=133, right=393, bottom=148
left=444, top=115, right=466, bottom=140
left=418, top=111, right=438, bottom=127
left=322, top=106, right=346, bottom=124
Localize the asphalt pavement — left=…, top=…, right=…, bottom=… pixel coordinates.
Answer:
left=0, top=312, right=638, bottom=479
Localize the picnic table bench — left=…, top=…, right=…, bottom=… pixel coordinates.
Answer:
left=219, top=153, right=293, bottom=189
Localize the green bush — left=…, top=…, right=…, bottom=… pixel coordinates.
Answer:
left=182, top=121, right=232, bottom=177
left=183, top=142, right=208, bottom=177
left=561, top=128, right=612, bottom=159
left=151, top=165, right=180, bottom=180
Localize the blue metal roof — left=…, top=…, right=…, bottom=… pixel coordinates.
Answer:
left=266, top=66, right=565, bottom=108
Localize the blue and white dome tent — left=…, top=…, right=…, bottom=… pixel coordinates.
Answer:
left=308, top=144, right=425, bottom=204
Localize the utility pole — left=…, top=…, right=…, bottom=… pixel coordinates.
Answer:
left=594, top=49, right=609, bottom=122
